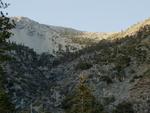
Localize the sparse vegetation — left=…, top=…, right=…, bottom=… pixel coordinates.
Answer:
left=76, top=61, right=93, bottom=70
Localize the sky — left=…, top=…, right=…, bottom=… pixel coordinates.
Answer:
left=5, top=0, right=150, bottom=32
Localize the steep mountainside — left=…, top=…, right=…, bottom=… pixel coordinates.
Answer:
left=2, top=18, right=150, bottom=113
left=10, top=17, right=113, bottom=55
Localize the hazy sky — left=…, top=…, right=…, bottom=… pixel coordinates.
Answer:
left=5, top=0, right=150, bottom=32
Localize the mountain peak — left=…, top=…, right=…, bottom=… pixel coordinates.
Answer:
left=11, top=16, right=31, bottom=22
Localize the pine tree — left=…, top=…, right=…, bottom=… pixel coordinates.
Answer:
left=0, top=0, right=15, bottom=112
left=62, top=75, right=105, bottom=113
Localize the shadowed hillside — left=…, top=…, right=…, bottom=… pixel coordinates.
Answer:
left=1, top=18, right=150, bottom=113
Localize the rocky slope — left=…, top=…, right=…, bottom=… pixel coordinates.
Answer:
left=10, top=17, right=113, bottom=55
left=2, top=18, right=150, bottom=113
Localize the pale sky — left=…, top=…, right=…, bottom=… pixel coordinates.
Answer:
left=5, top=0, right=150, bottom=32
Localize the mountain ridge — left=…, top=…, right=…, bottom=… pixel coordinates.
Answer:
left=9, top=17, right=115, bottom=55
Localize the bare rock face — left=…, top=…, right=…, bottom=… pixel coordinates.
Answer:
left=10, top=17, right=113, bottom=55
left=3, top=17, right=150, bottom=113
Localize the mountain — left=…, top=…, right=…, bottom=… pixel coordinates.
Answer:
left=2, top=17, right=150, bottom=113
left=10, top=17, right=114, bottom=55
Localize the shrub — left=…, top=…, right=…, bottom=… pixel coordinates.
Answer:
left=0, top=90, right=14, bottom=113
left=100, top=76, right=113, bottom=84
left=103, top=96, right=115, bottom=105
left=76, top=61, right=92, bottom=70
left=113, top=101, right=134, bottom=113
left=62, top=76, right=107, bottom=113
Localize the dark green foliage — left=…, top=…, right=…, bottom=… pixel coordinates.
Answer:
left=0, top=0, right=15, bottom=112
left=100, top=76, right=113, bottom=84
left=113, top=101, right=134, bottom=113
left=76, top=61, right=92, bottom=70
left=0, top=89, right=15, bottom=113
left=103, top=96, right=115, bottom=105
left=62, top=76, right=106, bottom=113
left=115, top=55, right=131, bottom=68
left=0, top=65, right=15, bottom=113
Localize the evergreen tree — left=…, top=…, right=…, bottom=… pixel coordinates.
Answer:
left=0, top=0, right=15, bottom=112
left=62, top=75, right=105, bottom=113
